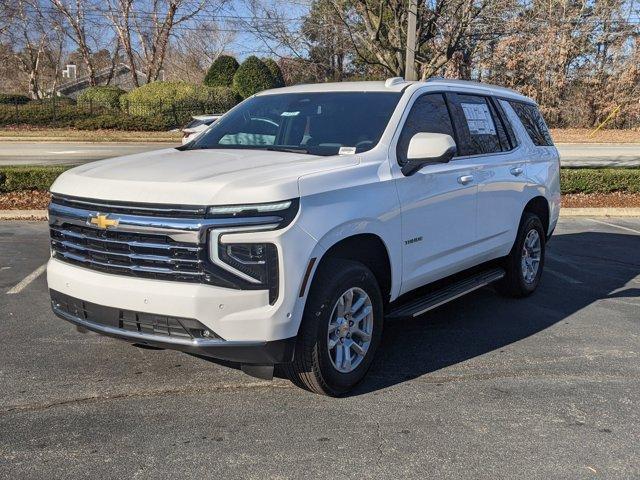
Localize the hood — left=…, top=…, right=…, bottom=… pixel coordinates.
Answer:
left=51, top=148, right=359, bottom=206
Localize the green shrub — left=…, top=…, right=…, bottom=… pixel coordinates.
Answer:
left=233, top=56, right=277, bottom=98
left=78, top=86, right=125, bottom=108
left=204, top=55, right=239, bottom=88
left=0, top=93, right=31, bottom=105
left=0, top=166, right=69, bottom=192
left=74, top=113, right=170, bottom=131
left=262, top=58, right=285, bottom=88
left=561, top=168, right=640, bottom=194
left=0, top=102, right=90, bottom=127
left=120, top=81, right=237, bottom=126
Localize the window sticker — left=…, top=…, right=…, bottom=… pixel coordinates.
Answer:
left=338, top=146, right=356, bottom=155
left=461, top=103, right=496, bottom=135
left=280, top=111, right=300, bottom=117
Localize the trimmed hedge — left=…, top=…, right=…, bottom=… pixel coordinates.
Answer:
left=74, top=113, right=171, bottom=131
left=204, top=55, right=239, bottom=88
left=2, top=167, right=639, bottom=195
left=561, top=168, right=640, bottom=194
left=0, top=102, right=91, bottom=127
left=233, top=56, right=277, bottom=98
left=78, top=86, right=126, bottom=108
left=0, top=166, right=69, bottom=193
left=0, top=93, right=31, bottom=105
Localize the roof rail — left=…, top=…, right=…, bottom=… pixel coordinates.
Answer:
left=385, top=77, right=405, bottom=88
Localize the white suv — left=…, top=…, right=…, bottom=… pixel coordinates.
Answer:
left=47, top=78, right=560, bottom=395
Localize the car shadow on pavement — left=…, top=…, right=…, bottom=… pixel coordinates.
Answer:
left=350, top=231, right=640, bottom=396
left=197, top=231, right=639, bottom=396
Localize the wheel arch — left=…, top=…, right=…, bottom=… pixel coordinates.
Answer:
left=523, top=195, right=551, bottom=237
left=305, top=231, right=396, bottom=309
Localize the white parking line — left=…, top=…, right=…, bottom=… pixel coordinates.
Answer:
left=6, top=264, right=47, bottom=295
left=545, top=267, right=583, bottom=284
left=589, top=219, right=640, bottom=235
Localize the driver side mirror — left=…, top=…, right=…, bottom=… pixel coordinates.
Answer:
left=401, top=132, right=457, bottom=176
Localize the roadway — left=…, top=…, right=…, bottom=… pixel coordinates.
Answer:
left=1, top=217, right=639, bottom=479
left=0, top=141, right=638, bottom=167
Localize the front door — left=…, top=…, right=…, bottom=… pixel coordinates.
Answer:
left=391, top=93, right=479, bottom=294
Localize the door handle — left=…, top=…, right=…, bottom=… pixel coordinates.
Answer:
left=510, top=167, right=524, bottom=176
left=457, top=175, right=474, bottom=185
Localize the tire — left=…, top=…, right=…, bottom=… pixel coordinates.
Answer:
left=285, top=258, right=384, bottom=396
left=497, top=211, right=546, bottom=298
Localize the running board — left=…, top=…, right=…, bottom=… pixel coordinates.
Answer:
left=387, top=267, right=505, bottom=319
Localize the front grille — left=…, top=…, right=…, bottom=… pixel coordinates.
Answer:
left=48, top=197, right=283, bottom=301
left=50, top=223, right=207, bottom=283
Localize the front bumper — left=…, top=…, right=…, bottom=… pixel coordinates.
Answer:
left=51, top=289, right=295, bottom=364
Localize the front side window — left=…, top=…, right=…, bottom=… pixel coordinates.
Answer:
left=396, top=93, right=456, bottom=165
left=187, top=92, right=402, bottom=156
left=508, top=101, right=554, bottom=146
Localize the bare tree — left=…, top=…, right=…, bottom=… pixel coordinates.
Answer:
left=0, top=1, right=51, bottom=98
left=164, top=20, right=235, bottom=83
left=104, top=0, right=215, bottom=86
left=49, top=0, right=101, bottom=85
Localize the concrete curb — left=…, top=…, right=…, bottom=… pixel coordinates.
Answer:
left=2, top=208, right=640, bottom=220
left=0, top=209, right=47, bottom=220
left=560, top=208, right=640, bottom=217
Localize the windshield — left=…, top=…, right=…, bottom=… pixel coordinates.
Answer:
left=187, top=92, right=402, bottom=156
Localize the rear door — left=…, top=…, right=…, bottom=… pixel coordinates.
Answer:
left=392, top=92, right=479, bottom=294
left=446, top=93, right=527, bottom=260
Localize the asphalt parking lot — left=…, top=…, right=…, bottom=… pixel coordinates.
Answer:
left=1, top=217, right=639, bottom=479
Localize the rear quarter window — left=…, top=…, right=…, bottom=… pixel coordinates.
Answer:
left=508, top=101, right=554, bottom=146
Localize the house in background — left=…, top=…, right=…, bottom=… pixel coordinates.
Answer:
left=54, top=63, right=161, bottom=99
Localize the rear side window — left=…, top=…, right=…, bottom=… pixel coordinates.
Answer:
left=508, top=101, right=554, bottom=146
left=447, top=94, right=507, bottom=156
left=396, top=93, right=456, bottom=164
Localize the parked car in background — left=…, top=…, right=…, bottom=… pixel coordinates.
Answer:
left=47, top=78, right=560, bottom=396
left=181, top=115, right=222, bottom=144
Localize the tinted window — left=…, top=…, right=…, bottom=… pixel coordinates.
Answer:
left=494, top=99, right=518, bottom=149
left=508, top=101, right=554, bottom=146
left=188, top=92, right=402, bottom=156
left=447, top=94, right=503, bottom=156
left=396, top=93, right=455, bottom=164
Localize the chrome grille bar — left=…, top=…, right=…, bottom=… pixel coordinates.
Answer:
left=51, top=239, right=202, bottom=264
left=55, top=250, right=204, bottom=277
left=50, top=226, right=201, bottom=251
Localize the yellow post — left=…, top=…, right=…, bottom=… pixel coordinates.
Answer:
left=589, top=105, right=621, bottom=137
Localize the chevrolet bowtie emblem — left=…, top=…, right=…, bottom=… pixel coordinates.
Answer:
left=89, top=213, right=119, bottom=230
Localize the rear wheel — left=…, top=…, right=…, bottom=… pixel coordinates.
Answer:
left=497, top=212, right=546, bottom=297
left=285, top=259, right=383, bottom=396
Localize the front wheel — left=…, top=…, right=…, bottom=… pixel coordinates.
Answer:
left=285, top=259, right=383, bottom=396
left=497, top=212, right=546, bottom=297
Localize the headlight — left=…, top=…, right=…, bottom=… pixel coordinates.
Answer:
left=222, top=242, right=278, bottom=293
left=204, top=200, right=298, bottom=305
left=207, top=201, right=292, bottom=216
left=206, top=199, right=298, bottom=227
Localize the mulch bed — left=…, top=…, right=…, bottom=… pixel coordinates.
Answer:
left=0, top=190, right=51, bottom=210
left=1, top=191, right=640, bottom=211
left=562, top=192, right=640, bottom=208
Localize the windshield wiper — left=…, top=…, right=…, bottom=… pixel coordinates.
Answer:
left=265, top=146, right=310, bottom=154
